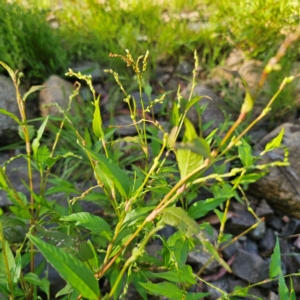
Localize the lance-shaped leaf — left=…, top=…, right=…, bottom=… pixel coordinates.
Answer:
left=84, top=147, right=130, bottom=198
left=161, top=207, right=199, bottom=238
left=27, top=234, right=100, bottom=299
left=92, top=96, right=104, bottom=139
left=176, top=118, right=205, bottom=179
left=60, top=212, right=112, bottom=241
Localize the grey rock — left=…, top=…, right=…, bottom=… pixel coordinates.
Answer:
left=249, top=221, right=266, bottom=240
left=250, top=122, right=300, bottom=218
left=207, top=278, right=228, bottom=299
left=267, top=216, right=283, bottom=231
left=0, top=75, right=21, bottom=135
left=221, top=240, right=239, bottom=260
left=231, top=248, right=270, bottom=285
left=105, top=114, right=137, bottom=136
left=130, top=92, right=163, bottom=114
left=182, top=84, right=226, bottom=137
left=0, top=75, right=35, bottom=145
left=281, top=218, right=300, bottom=237
left=0, top=153, right=40, bottom=207
left=39, top=75, right=76, bottom=117
left=255, top=199, right=274, bottom=221
left=187, top=245, right=221, bottom=274
left=238, top=60, right=264, bottom=93
left=268, top=291, right=279, bottom=300
left=71, top=62, right=103, bottom=83
left=259, top=228, right=276, bottom=257
left=226, top=210, right=255, bottom=235
left=225, top=49, right=245, bottom=70
left=243, top=237, right=259, bottom=254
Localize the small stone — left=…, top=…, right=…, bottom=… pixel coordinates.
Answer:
left=259, top=228, right=276, bottom=257
left=106, top=115, right=137, bottom=136
left=242, top=237, right=259, bottom=254
left=267, top=216, right=283, bottom=231
left=187, top=245, right=221, bottom=274
left=207, top=278, right=228, bottom=300
left=255, top=199, right=274, bottom=221
left=268, top=291, right=279, bottom=300
left=226, top=210, right=255, bottom=235
left=39, top=75, right=76, bottom=117
left=249, top=221, right=266, bottom=240
left=231, top=248, right=271, bottom=285
left=221, top=240, right=239, bottom=260
left=293, top=235, right=300, bottom=250
left=281, top=218, right=300, bottom=237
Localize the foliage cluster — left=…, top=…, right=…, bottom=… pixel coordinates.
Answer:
left=0, top=32, right=299, bottom=299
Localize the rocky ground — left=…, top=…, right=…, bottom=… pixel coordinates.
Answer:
left=1, top=49, right=300, bottom=299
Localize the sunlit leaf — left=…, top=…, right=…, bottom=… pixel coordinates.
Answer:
left=60, top=212, right=112, bottom=241
left=188, top=197, right=227, bottom=219
left=0, top=109, right=21, bottom=125
left=32, top=116, right=49, bottom=156
left=161, top=207, right=199, bottom=238
left=139, top=282, right=182, bottom=300
left=261, top=127, right=284, bottom=155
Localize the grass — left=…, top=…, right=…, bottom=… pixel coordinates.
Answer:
left=1, top=0, right=298, bottom=123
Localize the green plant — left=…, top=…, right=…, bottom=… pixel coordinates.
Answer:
left=0, top=28, right=300, bottom=300
left=0, top=1, right=67, bottom=82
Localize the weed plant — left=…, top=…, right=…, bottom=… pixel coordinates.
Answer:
left=1, top=26, right=300, bottom=299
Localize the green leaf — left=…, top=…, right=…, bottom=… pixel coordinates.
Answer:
left=60, top=212, right=112, bottom=241
left=150, top=265, right=196, bottom=284
left=188, top=197, right=227, bottom=219
left=186, top=292, right=211, bottom=300
left=32, top=116, right=49, bottom=156
left=122, top=206, right=155, bottom=227
left=35, top=145, right=50, bottom=169
left=172, top=103, right=179, bottom=126
left=139, top=282, right=183, bottom=300
left=173, top=238, right=190, bottom=268
left=270, top=237, right=281, bottom=278
left=131, top=271, right=148, bottom=300
left=92, top=96, right=104, bottom=139
left=232, top=173, right=265, bottom=185
left=0, top=240, right=16, bottom=282
left=0, top=109, right=21, bottom=125
left=177, top=148, right=203, bottom=179
left=23, top=85, right=45, bottom=102
left=84, top=148, right=130, bottom=198
left=241, top=89, right=253, bottom=113
left=289, top=277, right=296, bottom=300
left=46, top=152, right=81, bottom=168
left=211, top=183, right=235, bottom=199
left=183, top=118, right=198, bottom=141
left=161, top=207, right=199, bottom=238
left=18, top=125, right=35, bottom=141
left=24, top=273, right=41, bottom=285
left=9, top=206, right=32, bottom=219
left=238, top=139, right=253, bottom=167
left=176, top=137, right=211, bottom=158
left=0, top=61, right=16, bottom=81
left=27, top=234, right=100, bottom=299
left=261, top=127, right=284, bottom=155
left=279, top=272, right=289, bottom=299
left=185, top=96, right=204, bottom=112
